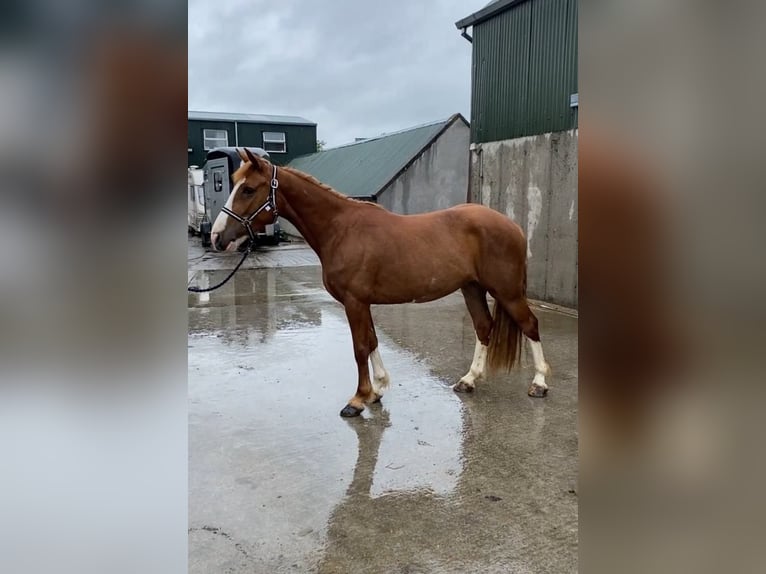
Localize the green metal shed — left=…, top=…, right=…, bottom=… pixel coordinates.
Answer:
left=456, top=0, right=578, bottom=143
left=187, top=111, right=317, bottom=168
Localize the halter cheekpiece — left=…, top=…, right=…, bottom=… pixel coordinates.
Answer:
left=219, top=164, right=280, bottom=246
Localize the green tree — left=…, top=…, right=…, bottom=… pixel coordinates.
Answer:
left=316, top=139, right=327, bottom=152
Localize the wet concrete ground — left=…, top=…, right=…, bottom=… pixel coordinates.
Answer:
left=188, top=241, right=578, bottom=573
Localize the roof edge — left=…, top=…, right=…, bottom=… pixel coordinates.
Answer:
left=326, top=116, right=460, bottom=151
left=373, top=113, right=470, bottom=198
left=188, top=111, right=317, bottom=126
left=455, top=0, right=530, bottom=29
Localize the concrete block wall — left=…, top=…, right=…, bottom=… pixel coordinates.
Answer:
left=281, top=118, right=470, bottom=238
left=378, top=119, right=470, bottom=214
left=469, top=129, right=578, bottom=308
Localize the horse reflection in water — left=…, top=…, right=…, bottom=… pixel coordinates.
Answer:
left=188, top=264, right=577, bottom=572
left=210, top=148, right=552, bottom=418
left=188, top=268, right=322, bottom=344
left=317, top=388, right=576, bottom=573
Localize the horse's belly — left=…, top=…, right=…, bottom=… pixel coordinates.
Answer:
left=330, top=240, right=475, bottom=304
left=368, top=270, right=467, bottom=305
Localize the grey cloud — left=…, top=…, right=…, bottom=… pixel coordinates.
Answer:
left=189, top=0, right=486, bottom=147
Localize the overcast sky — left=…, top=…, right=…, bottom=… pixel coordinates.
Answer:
left=189, top=0, right=488, bottom=148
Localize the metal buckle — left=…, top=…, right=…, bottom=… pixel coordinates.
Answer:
left=271, top=178, right=279, bottom=189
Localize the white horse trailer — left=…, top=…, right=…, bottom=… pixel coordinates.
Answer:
left=187, top=166, right=205, bottom=236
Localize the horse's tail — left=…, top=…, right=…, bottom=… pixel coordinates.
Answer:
left=486, top=299, right=523, bottom=373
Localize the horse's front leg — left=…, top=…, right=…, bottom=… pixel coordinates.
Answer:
left=340, top=298, right=377, bottom=417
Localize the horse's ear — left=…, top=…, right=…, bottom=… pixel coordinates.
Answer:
left=244, top=148, right=266, bottom=172
left=244, top=147, right=258, bottom=165
left=236, top=148, right=265, bottom=173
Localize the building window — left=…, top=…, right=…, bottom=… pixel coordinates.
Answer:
left=203, top=129, right=228, bottom=150
left=262, top=131, right=286, bottom=153
left=570, top=93, right=579, bottom=108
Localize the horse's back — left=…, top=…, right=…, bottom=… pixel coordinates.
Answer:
left=381, top=202, right=527, bottom=255
left=403, top=203, right=529, bottom=278
left=443, top=203, right=526, bottom=245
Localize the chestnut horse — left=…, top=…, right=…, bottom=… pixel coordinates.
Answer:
left=211, top=149, right=551, bottom=417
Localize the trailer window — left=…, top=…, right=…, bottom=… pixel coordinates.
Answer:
left=262, top=131, right=286, bottom=153
left=213, top=171, right=223, bottom=192
left=203, top=129, right=229, bottom=150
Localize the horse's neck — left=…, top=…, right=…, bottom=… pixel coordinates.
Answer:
left=277, top=170, right=354, bottom=257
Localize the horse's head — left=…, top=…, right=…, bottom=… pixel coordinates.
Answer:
left=210, top=148, right=278, bottom=251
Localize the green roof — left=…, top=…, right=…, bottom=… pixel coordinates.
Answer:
left=287, top=114, right=467, bottom=198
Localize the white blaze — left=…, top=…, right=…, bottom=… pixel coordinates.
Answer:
left=211, top=178, right=244, bottom=235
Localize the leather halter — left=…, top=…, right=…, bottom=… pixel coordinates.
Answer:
left=220, top=164, right=279, bottom=244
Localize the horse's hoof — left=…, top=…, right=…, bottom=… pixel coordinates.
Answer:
left=452, top=380, right=475, bottom=393
left=527, top=384, right=548, bottom=398
left=371, top=394, right=382, bottom=404
left=340, top=404, right=364, bottom=417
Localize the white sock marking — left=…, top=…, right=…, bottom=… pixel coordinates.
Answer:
left=457, top=337, right=488, bottom=388
left=370, top=348, right=390, bottom=395
left=529, top=340, right=550, bottom=389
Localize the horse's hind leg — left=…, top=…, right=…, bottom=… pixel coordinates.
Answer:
left=454, top=283, right=493, bottom=393
left=503, top=297, right=551, bottom=397
left=340, top=298, right=379, bottom=417
left=368, top=321, right=390, bottom=402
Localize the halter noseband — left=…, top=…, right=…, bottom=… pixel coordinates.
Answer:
left=220, top=164, right=279, bottom=245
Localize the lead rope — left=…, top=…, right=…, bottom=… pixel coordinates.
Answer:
left=187, top=246, right=251, bottom=293
left=187, top=165, right=279, bottom=293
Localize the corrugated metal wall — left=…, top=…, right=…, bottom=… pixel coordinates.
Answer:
left=470, top=0, right=577, bottom=143
left=187, top=121, right=316, bottom=168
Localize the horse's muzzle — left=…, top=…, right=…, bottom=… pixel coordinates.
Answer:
left=210, top=232, right=223, bottom=251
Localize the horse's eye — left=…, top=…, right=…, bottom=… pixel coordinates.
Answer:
left=241, top=186, right=255, bottom=196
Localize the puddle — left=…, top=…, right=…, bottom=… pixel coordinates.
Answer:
left=188, top=265, right=579, bottom=573
left=189, top=267, right=464, bottom=571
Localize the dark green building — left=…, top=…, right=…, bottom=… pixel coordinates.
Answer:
left=187, top=111, right=317, bottom=168
left=456, top=0, right=578, bottom=143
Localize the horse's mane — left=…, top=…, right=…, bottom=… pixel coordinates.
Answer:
left=234, top=159, right=383, bottom=208
left=281, top=166, right=384, bottom=208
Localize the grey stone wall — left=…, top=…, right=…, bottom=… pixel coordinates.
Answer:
left=469, top=130, right=578, bottom=308
left=378, top=119, right=470, bottom=214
